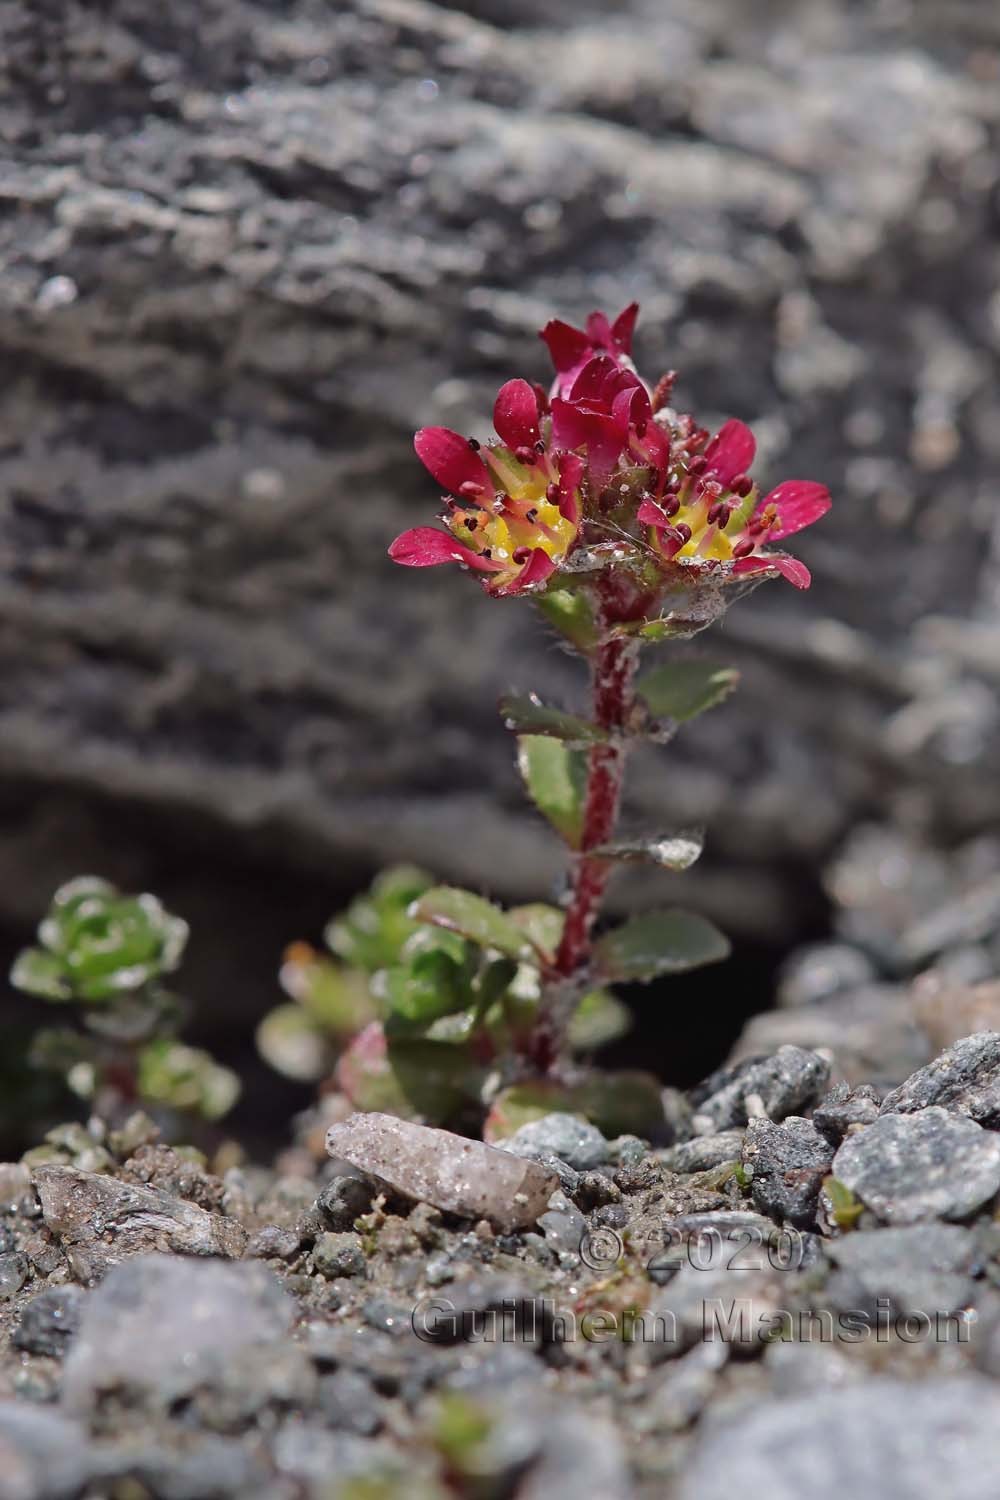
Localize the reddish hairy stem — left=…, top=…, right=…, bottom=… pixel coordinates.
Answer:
left=528, top=609, right=638, bottom=1071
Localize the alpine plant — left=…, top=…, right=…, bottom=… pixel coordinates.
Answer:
left=388, top=303, right=831, bottom=1076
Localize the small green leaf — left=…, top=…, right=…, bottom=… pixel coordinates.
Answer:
left=325, top=865, right=432, bottom=973
left=499, top=694, right=608, bottom=745
left=379, top=951, right=470, bottom=1036
left=137, top=1039, right=240, bottom=1121
left=508, top=904, right=565, bottom=963
left=409, top=887, right=540, bottom=963
left=823, top=1175, right=864, bottom=1231
left=336, top=1021, right=484, bottom=1124
left=594, top=908, right=730, bottom=982
left=278, top=945, right=376, bottom=1037
left=472, top=957, right=518, bottom=1018
left=535, top=587, right=598, bottom=652
left=567, top=988, right=632, bottom=1051
left=10, top=948, right=73, bottom=1001
left=256, top=1004, right=334, bottom=1082
left=591, top=830, right=704, bottom=871
left=637, top=660, right=739, bottom=722
left=517, top=736, right=588, bottom=849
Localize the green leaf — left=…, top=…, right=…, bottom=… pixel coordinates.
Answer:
left=484, top=1070, right=665, bottom=1141
left=508, top=904, right=565, bottom=963
left=472, top=957, right=518, bottom=1017
left=567, top=988, right=632, bottom=1051
left=535, top=588, right=598, bottom=652
left=636, top=661, right=739, bottom=722
left=10, top=948, right=73, bottom=1001
left=823, top=1175, right=864, bottom=1231
left=499, top=694, right=608, bottom=745
left=590, top=830, right=704, bottom=871
left=336, top=1021, right=484, bottom=1124
left=325, top=865, right=432, bottom=973
left=256, top=1004, right=334, bottom=1082
left=379, top=951, right=471, bottom=1036
left=517, top=736, right=588, bottom=849
left=278, top=945, right=376, bottom=1037
left=137, top=1039, right=240, bottom=1121
left=594, top=908, right=730, bottom=982
left=408, top=886, right=541, bottom=963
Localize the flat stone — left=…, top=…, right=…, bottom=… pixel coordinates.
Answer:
left=689, top=1047, right=830, bottom=1133
left=499, top=1114, right=610, bottom=1171
left=325, top=1114, right=557, bottom=1233
left=743, top=1116, right=834, bottom=1229
left=823, top=1224, right=978, bottom=1316
left=60, top=1253, right=312, bottom=1419
left=677, top=1377, right=1000, bottom=1500
left=311, top=1231, right=367, bottom=1279
left=879, top=1032, right=1000, bottom=1127
left=832, top=1108, right=1000, bottom=1224
left=32, top=1165, right=247, bottom=1280
left=659, top=1132, right=746, bottom=1173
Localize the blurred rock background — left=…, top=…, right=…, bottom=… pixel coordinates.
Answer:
left=2, top=0, right=1000, bottom=1133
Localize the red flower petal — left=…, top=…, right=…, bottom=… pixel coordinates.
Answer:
left=388, top=526, right=502, bottom=572
left=540, top=319, right=591, bottom=374
left=612, top=382, right=651, bottom=431
left=586, top=310, right=613, bottom=347
left=414, top=427, right=490, bottom=495
left=500, top=548, right=557, bottom=595
left=631, top=418, right=671, bottom=468
left=761, top=481, right=831, bottom=541
left=557, top=452, right=584, bottom=524
left=733, top=552, right=812, bottom=589
left=703, top=419, right=756, bottom=487
left=637, top=496, right=671, bottom=528
left=493, top=378, right=540, bottom=452
left=550, top=397, right=591, bottom=453
left=611, top=302, right=639, bottom=354
left=568, top=353, right=622, bottom=403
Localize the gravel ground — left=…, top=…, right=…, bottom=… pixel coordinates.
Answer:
left=2, top=1023, right=1000, bottom=1499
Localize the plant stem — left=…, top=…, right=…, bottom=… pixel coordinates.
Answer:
left=529, top=602, right=639, bottom=1070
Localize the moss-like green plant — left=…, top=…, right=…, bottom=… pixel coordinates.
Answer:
left=12, top=877, right=238, bottom=1127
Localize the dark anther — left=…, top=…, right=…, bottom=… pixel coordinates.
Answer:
left=674, top=522, right=692, bottom=545
left=512, top=546, right=532, bottom=563
left=464, top=516, right=479, bottom=531
left=732, top=539, right=755, bottom=559
left=688, top=456, right=708, bottom=477
left=546, top=483, right=560, bottom=504
left=525, top=508, right=538, bottom=522
left=467, top=437, right=481, bottom=450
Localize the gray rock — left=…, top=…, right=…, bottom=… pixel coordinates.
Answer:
left=311, top=1231, right=367, bottom=1279
left=245, top=1225, right=301, bottom=1260
left=823, top=1224, right=978, bottom=1317
left=659, top=1132, right=746, bottom=1173
left=777, top=943, right=879, bottom=1008
left=517, top=1411, right=632, bottom=1500
left=742, top=1116, right=834, bottom=1229
left=832, top=1108, right=1000, bottom=1224
left=0, top=1253, right=28, bottom=1300
left=813, top=1083, right=882, bottom=1142
left=32, top=1165, right=247, bottom=1280
left=879, top=1033, right=1000, bottom=1128
left=94, top=1437, right=274, bottom=1500
left=317, top=1369, right=382, bottom=1436
left=677, top=1378, right=1000, bottom=1500
left=731, top=985, right=932, bottom=1091
left=325, top=1113, right=557, bottom=1232
left=690, top=1047, right=830, bottom=1133
left=0, top=1404, right=92, bottom=1500
left=60, top=1254, right=313, bottom=1419
left=5, top=1, right=1000, bottom=987
left=499, top=1113, right=610, bottom=1171
left=12, top=1285, right=86, bottom=1357
left=314, top=1174, right=374, bottom=1232
left=361, top=1297, right=416, bottom=1339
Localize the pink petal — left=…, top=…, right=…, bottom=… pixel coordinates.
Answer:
left=557, top=452, right=584, bottom=524
left=540, top=318, right=591, bottom=374
left=414, top=427, right=490, bottom=495
left=388, top=526, right=502, bottom=573
left=733, top=552, right=812, bottom=589
left=550, top=398, right=591, bottom=453
left=586, top=310, right=612, bottom=346
left=501, top=548, right=557, bottom=595
left=631, top=418, right=671, bottom=468
left=493, top=378, right=541, bottom=452
left=612, top=382, right=651, bottom=431
left=568, top=353, right=621, bottom=403
left=762, top=481, right=831, bottom=541
left=637, top=496, right=671, bottom=528
left=703, top=418, right=756, bottom=487
left=611, top=302, right=639, bottom=353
